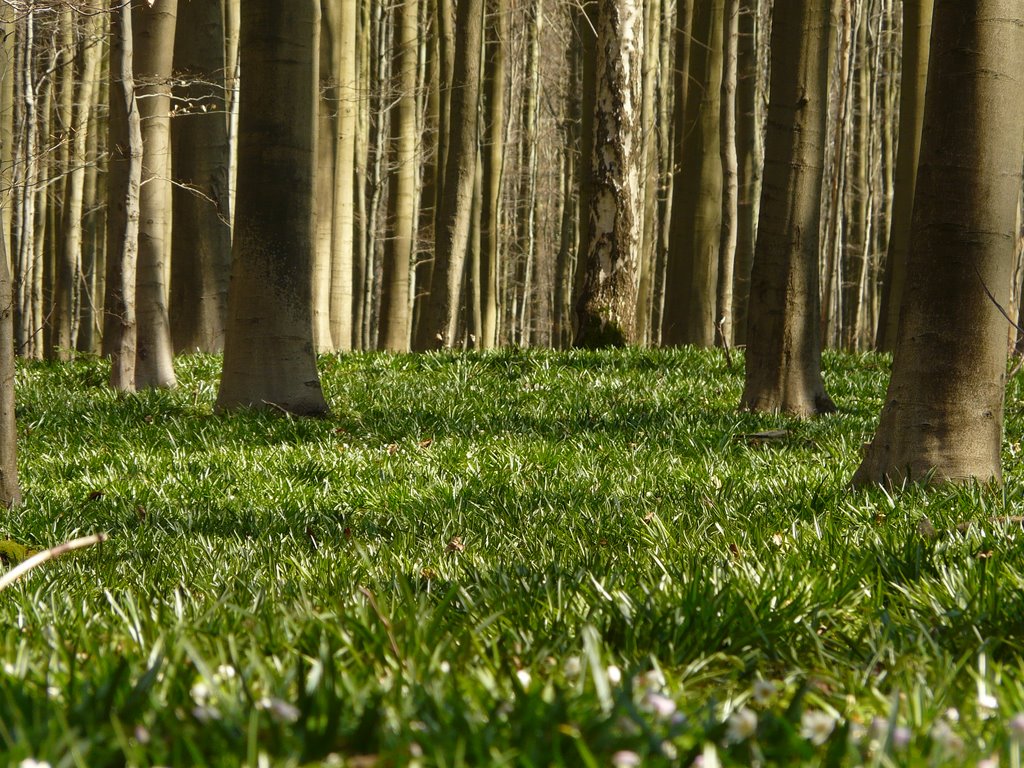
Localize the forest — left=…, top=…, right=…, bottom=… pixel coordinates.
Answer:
left=1, top=0, right=1024, bottom=765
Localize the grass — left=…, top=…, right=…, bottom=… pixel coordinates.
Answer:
left=2, top=347, right=1024, bottom=766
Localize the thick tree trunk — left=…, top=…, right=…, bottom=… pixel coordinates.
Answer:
left=574, top=0, right=643, bottom=348
left=133, top=0, right=177, bottom=388
left=170, top=0, right=231, bottom=354
left=740, top=0, right=835, bottom=417
left=105, top=1, right=143, bottom=392
left=874, top=0, right=933, bottom=351
left=216, top=0, right=328, bottom=416
left=853, top=0, right=1024, bottom=486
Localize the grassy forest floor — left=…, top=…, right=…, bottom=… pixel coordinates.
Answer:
left=3, top=348, right=1024, bottom=766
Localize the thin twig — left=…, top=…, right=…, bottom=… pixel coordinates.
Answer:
left=0, top=533, right=108, bottom=593
left=975, top=267, right=1024, bottom=377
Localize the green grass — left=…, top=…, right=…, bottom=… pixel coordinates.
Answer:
left=3, top=347, right=1024, bottom=766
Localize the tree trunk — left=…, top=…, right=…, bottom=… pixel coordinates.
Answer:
left=54, top=6, right=101, bottom=359
left=133, top=0, right=177, bottom=388
left=740, top=0, right=836, bottom=417
left=170, top=0, right=232, bottom=354
left=853, top=0, right=1024, bottom=486
left=573, top=0, right=643, bottom=348
left=874, top=0, right=933, bottom=351
left=313, top=5, right=338, bottom=352
left=331, top=0, right=358, bottom=350
left=0, top=211, right=18, bottom=507
left=216, top=0, right=328, bottom=416
left=379, top=0, right=418, bottom=351
left=105, top=1, right=143, bottom=393
left=415, top=0, right=483, bottom=348
left=716, top=0, right=740, bottom=348
left=663, top=0, right=722, bottom=347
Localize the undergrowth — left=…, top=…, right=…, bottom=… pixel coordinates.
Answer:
left=2, top=348, right=1024, bottom=766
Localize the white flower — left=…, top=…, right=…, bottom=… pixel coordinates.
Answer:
left=606, top=665, right=622, bottom=685
left=563, top=656, right=581, bottom=678
left=611, top=750, right=641, bottom=767
left=134, top=724, right=151, bottom=744
left=19, top=760, right=51, bottom=768
left=1009, top=713, right=1024, bottom=737
left=800, top=710, right=836, bottom=746
left=515, top=669, right=532, bottom=688
left=977, top=756, right=999, bottom=768
left=751, top=678, right=777, bottom=706
left=979, top=692, right=998, bottom=717
left=214, top=664, right=236, bottom=682
left=642, top=691, right=677, bottom=720
left=944, top=707, right=960, bottom=723
left=192, top=705, right=222, bottom=723
left=726, top=708, right=758, bottom=743
left=636, top=669, right=666, bottom=692
left=439, top=661, right=451, bottom=674
left=256, top=697, right=300, bottom=723
left=190, top=680, right=211, bottom=705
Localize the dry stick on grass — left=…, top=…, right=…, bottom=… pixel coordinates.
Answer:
left=0, top=533, right=108, bottom=593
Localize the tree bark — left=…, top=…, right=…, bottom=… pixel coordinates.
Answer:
left=853, top=0, right=1024, bottom=486
left=740, top=0, right=836, bottom=417
left=0, top=210, right=18, bottom=507
left=216, top=0, right=328, bottom=416
left=573, top=0, right=643, bottom=348
left=133, top=0, right=177, bottom=388
left=105, top=1, right=143, bottom=392
left=379, top=0, right=418, bottom=351
left=170, top=0, right=232, bottom=354
left=874, top=0, right=933, bottom=351
left=331, top=0, right=358, bottom=350
left=716, top=0, right=740, bottom=348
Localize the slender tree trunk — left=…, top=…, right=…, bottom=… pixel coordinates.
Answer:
left=105, top=1, right=143, bottom=392
left=634, top=0, right=661, bottom=346
left=170, top=0, right=231, bottom=354
left=416, top=0, right=483, bottom=348
left=874, top=0, right=933, bottom=351
left=78, top=53, right=106, bottom=355
left=379, top=0, right=418, bottom=351
left=740, top=0, right=836, bottom=417
left=853, top=0, right=1024, bottom=486
left=313, top=4, right=338, bottom=352
left=716, top=0, right=740, bottom=348
left=0, top=4, right=13, bottom=272
left=331, top=0, right=358, bottom=350
left=54, top=6, right=101, bottom=358
left=478, top=0, right=506, bottom=350
left=574, top=0, right=644, bottom=348
left=216, top=0, right=328, bottom=415
left=0, top=211, right=18, bottom=506
left=133, top=0, right=177, bottom=388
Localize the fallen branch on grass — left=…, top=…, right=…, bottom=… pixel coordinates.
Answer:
left=0, top=533, right=108, bottom=593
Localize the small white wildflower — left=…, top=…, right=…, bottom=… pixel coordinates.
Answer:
left=636, top=669, right=666, bottom=692
left=611, top=750, right=641, bottom=767
left=19, top=760, right=51, bottom=768
left=978, top=756, right=999, bottom=768
left=439, top=661, right=451, bottom=674
left=661, top=740, right=678, bottom=759
left=979, top=693, right=999, bottom=717
left=190, top=680, right=211, bottom=705
left=944, top=707, right=960, bottom=723
left=214, top=664, right=236, bottom=682
left=46, top=686, right=60, bottom=699
left=256, top=697, right=300, bottom=723
left=1009, top=713, right=1024, bottom=737
left=892, top=725, right=912, bottom=750
left=515, top=669, right=532, bottom=688
left=192, top=705, right=222, bottom=723
left=642, top=691, right=677, bottom=720
left=800, top=710, right=836, bottom=746
left=751, top=678, right=777, bottom=706
left=134, top=724, right=151, bottom=744
left=3, top=663, right=14, bottom=675
left=726, top=708, right=758, bottom=743
left=410, top=742, right=424, bottom=758
left=606, top=665, right=623, bottom=685
left=563, top=656, right=581, bottom=678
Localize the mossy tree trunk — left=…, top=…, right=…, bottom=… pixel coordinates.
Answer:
left=573, top=0, right=643, bottom=348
